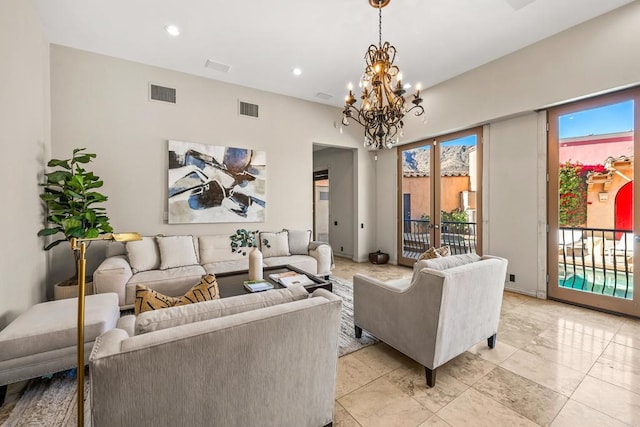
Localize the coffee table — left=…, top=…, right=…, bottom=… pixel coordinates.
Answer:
left=214, top=264, right=332, bottom=298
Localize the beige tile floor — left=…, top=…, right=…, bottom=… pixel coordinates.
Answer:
left=332, top=256, right=640, bottom=427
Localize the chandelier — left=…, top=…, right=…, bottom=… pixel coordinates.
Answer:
left=342, top=0, right=424, bottom=150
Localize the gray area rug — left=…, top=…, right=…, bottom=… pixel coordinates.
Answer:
left=0, top=277, right=376, bottom=425
left=330, top=275, right=379, bottom=357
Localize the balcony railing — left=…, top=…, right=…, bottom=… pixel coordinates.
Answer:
left=559, top=227, right=634, bottom=300
left=402, top=219, right=478, bottom=258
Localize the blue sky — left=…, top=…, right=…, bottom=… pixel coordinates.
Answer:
left=441, top=134, right=477, bottom=146
left=559, top=100, right=634, bottom=138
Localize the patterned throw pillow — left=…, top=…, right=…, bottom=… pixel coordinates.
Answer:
left=417, top=245, right=451, bottom=261
left=134, top=274, right=220, bottom=315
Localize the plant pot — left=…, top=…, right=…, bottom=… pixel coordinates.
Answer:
left=369, top=251, right=389, bottom=265
left=54, top=279, right=95, bottom=300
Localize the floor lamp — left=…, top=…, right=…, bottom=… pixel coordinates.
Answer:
left=71, top=232, right=141, bottom=426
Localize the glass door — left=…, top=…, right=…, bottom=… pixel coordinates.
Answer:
left=548, top=88, right=639, bottom=316
left=397, top=128, right=482, bottom=267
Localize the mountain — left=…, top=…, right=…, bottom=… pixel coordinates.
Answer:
left=402, top=145, right=471, bottom=176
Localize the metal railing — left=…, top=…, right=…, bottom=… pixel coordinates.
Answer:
left=559, top=227, right=634, bottom=300
left=402, top=219, right=478, bottom=257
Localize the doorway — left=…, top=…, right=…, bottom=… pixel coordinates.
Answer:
left=397, top=127, right=483, bottom=267
left=547, top=88, right=639, bottom=316
left=313, top=170, right=329, bottom=243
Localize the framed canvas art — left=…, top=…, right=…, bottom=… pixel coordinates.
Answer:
left=168, top=140, right=266, bottom=223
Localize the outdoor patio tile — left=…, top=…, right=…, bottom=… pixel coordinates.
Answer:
left=335, top=353, right=383, bottom=399
left=468, top=340, right=518, bottom=365
left=338, top=377, right=433, bottom=427
left=524, top=335, right=602, bottom=374
left=500, top=350, right=585, bottom=396
left=550, top=399, right=628, bottom=427
left=437, top=388, right=538, bottom=427
left=473, top=367, right=567, bottom=426
left=385, top=365, right=469, bottom=413
left=571, top=375, right=640, bottom=426
left=438, top=352, right=496, bottom=386
left=334, top=402, right=360, bottom=427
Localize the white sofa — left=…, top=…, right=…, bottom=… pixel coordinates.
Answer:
left=90, top=287, right=341, bottom=427
left=93, top=231, right=333, bottom=309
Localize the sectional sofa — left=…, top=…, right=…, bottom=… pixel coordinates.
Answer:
left=93, top=230, right=334, bottom=309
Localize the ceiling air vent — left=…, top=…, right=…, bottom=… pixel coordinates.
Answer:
left=315, top=92, right=333, bottom=100
left=239, top=101, right=259, bottom=118
left=149, top=83, right=176, bottom=104
left=205, top=59, right=231, bottom=73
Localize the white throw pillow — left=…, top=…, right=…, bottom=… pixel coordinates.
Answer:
left=259, top=231, right=290, bottom=258
left=126, top=237, right=160, bottom=273
left=285, top=229, right=311, bottom=255
left=157, top=235, right=199, bottom=270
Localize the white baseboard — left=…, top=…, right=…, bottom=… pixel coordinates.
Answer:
left=504, top=285, right=539, bottom=298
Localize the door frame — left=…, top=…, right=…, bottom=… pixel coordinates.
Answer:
left=397, top=127, right=483, bottom=266
left=547, top=87, right=640, bottom=316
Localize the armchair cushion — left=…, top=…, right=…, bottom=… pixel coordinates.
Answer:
left=423, top=253, right=480, bottom=271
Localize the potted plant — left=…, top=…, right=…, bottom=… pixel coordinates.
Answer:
left=230, top=229, right=270, bottom=280
left=38, top=148, right=113, bottom=299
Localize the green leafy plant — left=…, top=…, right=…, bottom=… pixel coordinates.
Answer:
left=558, top=161, right=605, bottom=228
left=229, top=229, right=270, bottom=256
left=38, top=148, right=113, bottom=282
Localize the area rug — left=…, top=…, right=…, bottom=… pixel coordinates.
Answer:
left=0, top=276, right=376, bottom=425
left=330, top=275, right=379, bottom=357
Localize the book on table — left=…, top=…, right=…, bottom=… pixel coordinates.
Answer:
left=243, top=280, right=274, bottom=292
left=278, top=274, right=314, bottom=288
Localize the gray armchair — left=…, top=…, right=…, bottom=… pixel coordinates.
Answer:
left=353, top=254, right=508, bottom=387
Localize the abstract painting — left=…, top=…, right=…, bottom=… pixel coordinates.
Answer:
left=168, top=140, right=266, bottom=223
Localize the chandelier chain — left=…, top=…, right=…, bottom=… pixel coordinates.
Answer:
left=378, top=2, right=382, bottom=48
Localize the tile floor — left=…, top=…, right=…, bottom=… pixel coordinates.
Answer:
left=332, top=256, right=640, bottom=427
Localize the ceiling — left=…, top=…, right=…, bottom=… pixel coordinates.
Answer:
left=32, top=0, right=634, bottom=108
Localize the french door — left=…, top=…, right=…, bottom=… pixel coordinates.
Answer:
left=548, top=88, right=640, bottom=316
left=397, top=128, right=483, bottom=267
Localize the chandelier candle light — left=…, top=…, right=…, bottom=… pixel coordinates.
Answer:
left=342, top=0, right=424, bottom=149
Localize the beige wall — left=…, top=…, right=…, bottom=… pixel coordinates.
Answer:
left=49, top=45, right=370, bottom=284
left=376, top=1, right=640, bottom=296
left=313, top=147, right=356, bottom=258
left=0, top=0, right=50, bottom=326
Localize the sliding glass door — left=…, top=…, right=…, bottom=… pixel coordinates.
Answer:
left=397, top=128, right=482, bottom=267
left=548, top=88, right=639, bottom=316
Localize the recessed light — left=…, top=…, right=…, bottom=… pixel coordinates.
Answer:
left=165, top=25, right=180, bottom=37
left=292, top=68, right=302, bottom=76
